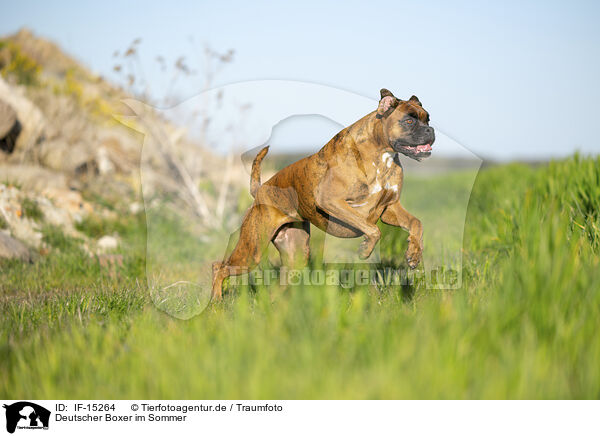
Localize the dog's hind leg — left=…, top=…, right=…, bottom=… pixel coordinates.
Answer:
left=272, top=221, right=310, bottom=269
left=212, top=204, right=296, bottom=300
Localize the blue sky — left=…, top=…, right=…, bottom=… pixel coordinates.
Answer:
left=2, top=0, right=600, bottom=160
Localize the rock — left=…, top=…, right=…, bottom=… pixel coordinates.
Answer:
left=10, top=220, right=42, bottom=249
left=0, top=182, right=89, bottom=249
left=128, top=201, right=143, bottom=214
left=97, top=235, right=119, bottom=252
left=0, top=100, right=17, bottom=138
left=36, top=196, right=71, bottom=227
left=0, top=76, right=46, bottom=158
left=0, top=165, right=93, bottom=221
left=0, top=184, right=42, bottom=248
left=0, top=231, right=31, bottom=261
left=96, top=146, right=115, bottom=175
left=0, top=164, right=68, bottom=192
left=0, top=99, right=21, bottom=154
left=98, top=136, right=138, bottom=173
left=42, top=187, right=93, bottom=222
left=38, top=139, right=95, bottom=174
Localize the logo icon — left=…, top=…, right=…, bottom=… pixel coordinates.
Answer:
left=3, top=402, right=50, bottom=434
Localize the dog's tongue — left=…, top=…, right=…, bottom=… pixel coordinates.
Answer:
left=416, top=143, right=432, bottom=153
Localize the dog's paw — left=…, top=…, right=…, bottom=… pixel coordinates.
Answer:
left=358, top=238, right=374, bottom=260
left=405, top=239, right=423, bottom=269
left=358, top=230, right=381, bottom=260
left=406, top=254, right=420, bottom=269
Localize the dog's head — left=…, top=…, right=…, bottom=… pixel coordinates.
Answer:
left=376, top=88, right=435, bottom=161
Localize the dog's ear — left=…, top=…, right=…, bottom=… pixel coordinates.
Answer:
left=380, top=88, right=395, bottom=99
left=408, top=95, right=422, bottom=107
left=377, top=89, right=398, bottom=118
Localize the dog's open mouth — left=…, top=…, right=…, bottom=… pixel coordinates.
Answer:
left=397, top=143, right=433, bottom=160
left=414, top=143, right=432, bottom=153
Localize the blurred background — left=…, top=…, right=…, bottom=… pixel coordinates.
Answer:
left=2, top=0, right=600, bottom=160
left=2, top=1, right=600, bottom=399
left=1, top=0, right=599, bottom=287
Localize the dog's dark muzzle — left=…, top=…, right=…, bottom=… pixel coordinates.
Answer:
left=393, top=127, right=435, bottom=161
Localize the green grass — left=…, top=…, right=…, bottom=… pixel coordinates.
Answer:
left=20, top=198, right=44, bottom=221
left=1, top=154, right=599, bottom=398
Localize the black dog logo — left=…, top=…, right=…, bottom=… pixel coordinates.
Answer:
left=3, top=402, right=50, bottom=434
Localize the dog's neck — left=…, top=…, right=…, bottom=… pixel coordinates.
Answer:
left=346, top=111, right=395, bottom=161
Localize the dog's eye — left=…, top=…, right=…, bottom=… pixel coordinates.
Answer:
left=405, top=119, right=414, bottom=124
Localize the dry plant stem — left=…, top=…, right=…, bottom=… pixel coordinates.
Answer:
left=137, top=109, right=214, bottom=226
left=216, top=150, right=234, bottom=220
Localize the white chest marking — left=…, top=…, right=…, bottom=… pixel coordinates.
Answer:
left=381, top=152, right=394, bottom=168
left=370, top=181, right=382, bottom=194
left=384, top=182, right=399, bottom=193
left=367, top=153, right=401, bottom=197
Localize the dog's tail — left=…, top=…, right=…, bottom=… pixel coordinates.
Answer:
left=250, top=146, right=269, bottom=198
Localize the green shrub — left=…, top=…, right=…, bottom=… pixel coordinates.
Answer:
left=0, top=40, right=41, bottom=86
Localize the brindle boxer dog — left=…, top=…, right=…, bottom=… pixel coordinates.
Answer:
left=212, top=88, right=435, bottom=299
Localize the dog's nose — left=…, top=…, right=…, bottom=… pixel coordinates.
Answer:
left=425, top=127, right=435, bottom=142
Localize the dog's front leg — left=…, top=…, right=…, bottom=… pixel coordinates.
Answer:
left=380, top=201, right=423, bottom=268
left=315, top=194, right=381, bottom=259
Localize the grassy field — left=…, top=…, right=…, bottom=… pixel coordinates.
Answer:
left=1, top=154, right=599, bottom=399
